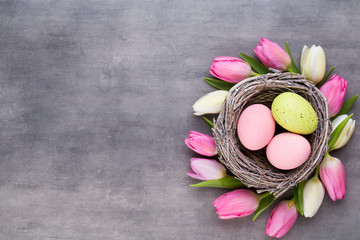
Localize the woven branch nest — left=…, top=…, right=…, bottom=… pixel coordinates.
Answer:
left=212, top=72, right=331, bottom=198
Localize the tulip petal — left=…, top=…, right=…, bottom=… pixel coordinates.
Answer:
left=186, top=170, right=207, bottom=181
left=303, top=177, right=325, bottom=218
left=320, top=155, right=346, bottom=201
left=301, top=45, right=326, bottom=84
left=320, top=74, right=348, bottom=117
left=331, top=115, right=348, bottom=150
left=254, top=38, right=290, bottom=71
left=333, top=119, right=355, bottom=149
left=266, top=201, right=297, bottom=238
left=189, top=158, right=226, bottom=180
left=209, top=56, right=252, bottom=83
left=300, top=45, right=309, bottom=73
left=189, top=131, right=202, bottom=137
left=310, top=47, right=326, bottom=84
left=320, top=167, right=336, bottom=201
left=192, top=90, right=228, bottom=116
left=190, top=139, right=213, bottom=156
left=261, top=40, right=290, bottom=70
left=214, top=56, right=241, bottom=61
left=329, top=114, right=353, bottom=151
left=218, top=209, right=256, bottom=219
left=213, top=189, right=260, bottom=219
left=254, top=44, right=268, bottom=67
left=266, top=204, right=283, bottom=236
left=184, top=131, right=217, bottom=156
left=332, top=114, right=348, bottom=129
left=184, top=138, right=196, bottom=152
left=328, top=167, right=345, bottom=200
left=275, top=213, right=297, bottom=238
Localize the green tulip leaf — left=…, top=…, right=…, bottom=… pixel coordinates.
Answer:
left=253, top=193, right=275, bottom=221
left=293, top=181, right=305, bottom=215
left=328, top=113, right=353, bottom=151
left=203, top=117, right=214, bottom=129
left=316, top=65, right=336, bottom=88
left=204, top=77, right=235, bottom=91
left=333, top=94, right=358, bottom=119
left=285, top=41, right=301, bottom=74
left=190, top=175, right=244, bottom=189
left=239, top=52, right=269, bottom=74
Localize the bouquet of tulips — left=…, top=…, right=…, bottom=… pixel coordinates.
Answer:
left=185, top=38, right=357, bottom=238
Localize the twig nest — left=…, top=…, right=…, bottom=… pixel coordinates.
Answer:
left=212, top=72, right=331, bottom=198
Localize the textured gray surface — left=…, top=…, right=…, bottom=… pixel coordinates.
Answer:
left=0, top=0, right=359, bottom=239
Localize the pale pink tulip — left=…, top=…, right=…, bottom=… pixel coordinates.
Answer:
left=209, top=56, right=253, bottom=83
left=185, top=131, right=217, bottom=156
left=319, top=153, right=346, bottom=201
left=213, top=189, right=260, bottom=219
left=266, top=200, right=298, bottom=239
left=254, top=38, right=291, bottom=71
left=187, top=158, right=226, bottom=180
left=320, top=74, right=348, bottom=117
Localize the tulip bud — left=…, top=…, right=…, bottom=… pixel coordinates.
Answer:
left=320, top=153, right=346, bottom=201
left=185, top=131, right=217, bottom=156
left=192, top=90, right=228, bottom=116
left=320, top=74, right=348, bottom=117
left=213, top=189, right=260, bottom=219
left=331, top=114, right=356, bottom=150
left=303, top=174, right=325, bottom=218
left=187, top=158, right=226, bottom=180
left=300, top=45, right=326, bottom=84
left=209, top=56, right=253, bottom=83
left=254, top=38, right=291, bottom=71
left=266, top=200, right=298, bottom=238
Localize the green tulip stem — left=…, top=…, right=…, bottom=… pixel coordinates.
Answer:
left=288, top=69, right=295, bottom=73
left=290, top=194, right=296, bottom=202
left=314, top=164, right=320, bottom=178
left=252, top=71, right=261, bottom=76
left=260, top=191, right=270, bottom=200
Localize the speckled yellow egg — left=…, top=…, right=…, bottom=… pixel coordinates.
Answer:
left=271, top=92, right=318, bottom=134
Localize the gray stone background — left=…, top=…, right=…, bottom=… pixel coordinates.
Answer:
left=0, top=0, right=359, bottom=239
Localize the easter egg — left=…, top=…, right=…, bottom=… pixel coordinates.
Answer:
left=266, top=132, right=311, bottom=170
left=271, top=92, right=318, bottom=134
left=237, top=104, right=276, bottom=150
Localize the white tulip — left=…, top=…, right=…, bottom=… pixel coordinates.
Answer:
left=301, top=45, right=326, bottom=84
left=303, top=175, right=325, bottom=218
left=331, top=114, right=356, bottom=150
left=192, top=90, right=228, bottom=116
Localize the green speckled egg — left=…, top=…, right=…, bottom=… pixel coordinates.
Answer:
left=271, top=92, right=318, bottom=134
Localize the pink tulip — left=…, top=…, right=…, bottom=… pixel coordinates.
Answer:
left=254, top=38, right=291, bottom=71
left=209, top=56, right=253, bottom=83
left=185, top=131, right=217, bottom=156
left=319, top=153, right=346, bottom=201
left=320, top=74, right=348, bottom=117
left=187, top=158, right=226, bottom=180
left=266, top=200, right=298, bottom=239
left=213, top=189, right=260, bottom=219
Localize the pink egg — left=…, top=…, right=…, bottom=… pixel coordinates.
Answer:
left=237, top=104, right=275, bottom=150
left=266, top=132, right=311, bottom=170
